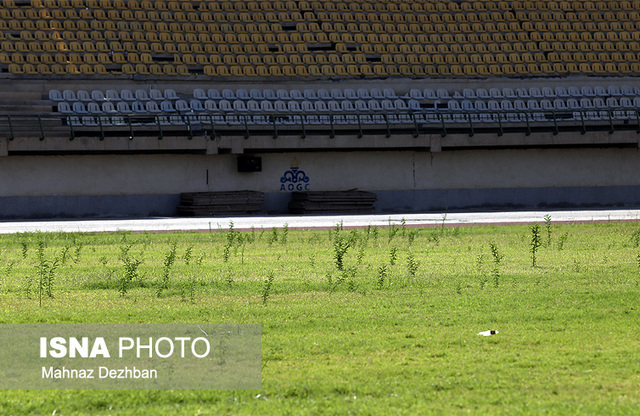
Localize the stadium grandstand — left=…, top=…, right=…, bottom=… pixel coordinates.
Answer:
left=2, top=0, right=640, bottom=218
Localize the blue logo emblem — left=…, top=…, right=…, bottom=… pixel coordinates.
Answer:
left=280, top=167, right=310, bottom=191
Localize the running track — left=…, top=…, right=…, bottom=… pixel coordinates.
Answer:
left=1, top=209, right=640, bottom=234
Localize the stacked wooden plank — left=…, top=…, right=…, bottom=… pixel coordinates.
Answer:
left=178, top=191, right=264, bottom=216
left=289, top=190, right=377, bottom=214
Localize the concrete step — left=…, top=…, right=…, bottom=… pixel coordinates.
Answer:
left=0, top=104, right=54, bottom=113
left=0, top=92, right=43, bottom=100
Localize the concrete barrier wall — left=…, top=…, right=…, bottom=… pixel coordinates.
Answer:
left=1, top=147, right=640, bottom=218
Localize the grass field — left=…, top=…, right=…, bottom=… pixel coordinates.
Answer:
left=1, top=219, right=639, bottom=415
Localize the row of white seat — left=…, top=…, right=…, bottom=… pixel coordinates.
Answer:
left=49, top=88, right=179, bottom=102
left=67, top=106, right=638, bottom=127
left=447, top=97, right=640, bottom=111
left=60, top=98, right=415, bottom=115
left=59, top=95, right=640, bottom=116
left=50, top=87, right=401, bottom=102
left=194, top=87, right=400, bottom=101
left=195, top=85, right=640, bottom=101
left=408, top=85, right=640, bottom=100
left=50, top=85, right=640, bottom=105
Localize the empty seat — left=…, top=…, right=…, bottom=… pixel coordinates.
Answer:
left=102, top=102, right=117, bottom=113
left=204, top=100, right=218, bottom=111
left=383, top=88, right=397, bottom=99
left=57, top=102, right=72, bottom=113
left=132, top=101, right=146, bottom=113
left=568, top=87, right=582, bottom=97
left=135, top=89, right=150, bottom=101
left=160, top=101, right=176, bottom=112
left=193, top=88, right=207, bottom=99
left=581, top=86, right=595, bottom=96
left=91, top=90, right=106, bottom=101
left=117, top=102, right=131, bottom=113
left=175, top=100, right=189, bottom=112
left=463, top=88, right=476, bottom=99
left=77, top=90, right=92, bottom=101
left=553, top=98, right=568, bottom=110
left=276, top=89, right=291, bottom=99
left=317, top=89, right=331, bottom=99
left=594, top=86, right=607, bottom=97
left=150, top=89, right=164, bottom=100
left=63, top=90, right=77, bottom=101
left=49, top=90, right=63, bottom=101
left=408, top=88, right=423, bottom=99
left=190, top=99, right=204, bottom=111
left=529, top=87, right=542, bottom=98
left=72, top=102, right=87, bottom=113
left=121, top=89, right=135, bottom=101
left=249, top=89, right=264, bottom=100
left=343, top=89, right=358, bottom=99
left=357, top=88, right=372, bottom=99
left=370, top=88, right=384, bottom=99
left=87, top=102, right=102, bottom=113
left=541, top=87, right=555, bottom=97
left=330, top=88, right=345, bottom=99
left=222, top=89, right=236, bottom=99
left=145, top=101, right=160, bottom=112
left=164, top=89, right=179, bottom=99
left=423, top=89, right=437, bottom=99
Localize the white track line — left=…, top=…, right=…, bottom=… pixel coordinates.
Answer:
left=1, top=209, right=640, bottom=234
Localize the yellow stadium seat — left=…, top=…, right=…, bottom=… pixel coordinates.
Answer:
left=93, top=63, right=107, bottom=75
left=238, top=65, right=254, bottom=77
left=585, top=62, right=601, bottom=74
left=36, top=63, right=52, bottom=74
left=576, top=62, right=590, bottom=73
left=602, top=62, right=617, bottom=73
left=436, top=65, right=450, bottom=76
left=161, top=63, right=176, bottom=76
left=146, top=63, right=162, bottom=75
left=83, top=53, right=98, bottom=65
left=618, top=62, right=632, bottom=73
left=79, top=63, right=94, bottom=74
left=51, top=63, right=65, bottom=74
left=9, top=63, right=24, bottom=74
left=66, top=63, right=80, bottom=74
left=213, top=65, right=227, bottom=76
left=203, top=65, right=217, bottom=76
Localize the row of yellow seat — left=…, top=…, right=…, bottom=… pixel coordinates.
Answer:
left=4, top=7, right=639, bottom=25
left=6, top=62, right=191, bottom=76
left=2, top=0, right=640, bottom=79
left=6, top=49, right=639, bottom=69
left=4, top=34, right=640, bottom=59
left=12, top=0, right=640, bottom=13
left=5, top=24, right=640, bottom=48
left=7, top=61, right=640, bottom=78
left=6, top=18, right=640, bottom=38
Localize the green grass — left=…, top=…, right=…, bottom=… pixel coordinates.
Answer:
left=1, top=222, right=640, bottom=415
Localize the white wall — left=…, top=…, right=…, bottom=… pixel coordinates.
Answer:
left=2, top=148, right=640, bottom=198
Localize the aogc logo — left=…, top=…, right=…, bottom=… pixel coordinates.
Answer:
left=279, top=165, right=310, bottom=191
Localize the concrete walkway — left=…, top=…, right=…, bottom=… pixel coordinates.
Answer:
left=1, top=209, right=640, bottom=234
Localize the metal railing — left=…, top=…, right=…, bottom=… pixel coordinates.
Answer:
left=1, top=109, right=639, bottom=142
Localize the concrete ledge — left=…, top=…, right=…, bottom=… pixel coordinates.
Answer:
left=5, top=129, right=639, bottom=154
left=2, top=186, right=640, bottom=219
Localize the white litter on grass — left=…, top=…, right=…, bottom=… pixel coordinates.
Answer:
left=478, top=330, right=499, bottom=336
